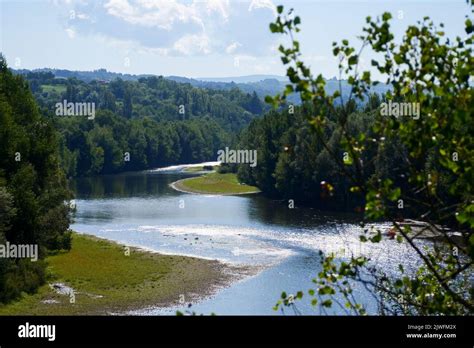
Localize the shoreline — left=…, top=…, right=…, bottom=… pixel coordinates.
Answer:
left=148, top=161, right=221, bottom=173
left=0, top=233, right=253, bottom=315
left=170, top=177, right=261, bottom=196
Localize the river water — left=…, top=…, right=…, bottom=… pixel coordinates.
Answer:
left=70, top=165, right=423, bottom=315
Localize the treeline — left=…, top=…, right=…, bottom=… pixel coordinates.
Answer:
left=0, top=56, right=72, bottom=303
left=169, top=76, right=391, bottom=107
left=21, top=71, right=266, bottom=177
left=25, top=72, right=264, bottom=131
left=235, top=94, right=416, bottom=212
left=14, top=68, right=147, bottom=83
left=55, top=113, right=229, bottom=177
left=236, top=95, right=460, bottom=219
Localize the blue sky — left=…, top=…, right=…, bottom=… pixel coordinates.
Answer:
left=0, top=0, right=470, bottom=78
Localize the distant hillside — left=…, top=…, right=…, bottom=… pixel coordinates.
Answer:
left=13, top=68, right=391, bottom=106
left=10, top=67, right=392, bottom=178
left=18, top=70, right=265, bottom=132
left=13, top=69, right=266, bottom=177
left=166, top=76, right=298, bottom=103
left=166, top=76, right=391, bottom=105
left=13, top=68, right=150, bottom=82
left=196, top=75, right=288, bottom=83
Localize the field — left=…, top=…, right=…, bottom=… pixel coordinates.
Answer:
left=41, top=84, right=67, bottom=94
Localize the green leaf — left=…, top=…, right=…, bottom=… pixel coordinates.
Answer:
left=382, top=12, right=392, bottom=21
left=370, top=231, right=382, bottom=243
left=321, top=299, right=332, bottom=308
left=348, top=55, right=358, bottom=65
left=466, top=18, right=473, bottom=34
left=264, top=95, right=274, bottom=104
left=388, top=187, right=401, bottom=201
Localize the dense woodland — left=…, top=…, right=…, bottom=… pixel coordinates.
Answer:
left=16, top=67, right=390, bottom=111
left=22, top=71, right=265, bottom=177
left=234, top=95, right=410, bottom=211
left=0, top=57, right=72, bottom=302
left=235, top=95, right=461, bottom=221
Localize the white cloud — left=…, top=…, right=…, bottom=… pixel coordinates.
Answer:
left=232, top=54, right=279, bottom=74
left=225, top=41, right=242, bottom=54
left=94, top=33, right=171, bottom=56
left=248, top=0, right=276, bottom=15
left=76, top=12, right=90, bottom=20
left=104, top=0, right=203, bottom=30
left=67, top=0, right=278, bottom=57
left=65, top=27, right=76, bottom=38
left=173, top=33, right=211, bottom=55
left=104, top=0, right=136, bottom=19
left=205, top=0, right=230, bottom=21
left=94, top=33, right=135, bottom=50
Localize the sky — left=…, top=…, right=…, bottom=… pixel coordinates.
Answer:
left=0, top=0, right=470, bottom=78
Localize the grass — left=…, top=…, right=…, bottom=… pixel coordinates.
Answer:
left=0, top=233, right=227, bottom=315
left=173, top=172, right=260, bottom=195
left=41, top=84, right=67, bottom=94
left=183, top=165, right=217, bottom=173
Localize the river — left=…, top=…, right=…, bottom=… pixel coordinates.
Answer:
left=70, top=164, right=424, bottom=315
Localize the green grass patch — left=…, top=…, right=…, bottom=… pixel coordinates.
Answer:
left=183, top=165, right=217, bottom=173
left=0, top=233, right=226, bottom=315
left=41, top=84, right=67, bottom=94
left=174, top=172, right=260, bottom=195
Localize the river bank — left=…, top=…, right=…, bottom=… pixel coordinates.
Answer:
left=0, top=233, right=246, bottom=315
left=171, top=172, right=260, bottom=195
left=64, top=165, right=430, bottom=315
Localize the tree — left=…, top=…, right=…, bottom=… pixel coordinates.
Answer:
left=0, top=54, right=72, bottom=303
left=269, top=3, right=473, bottom=314
left=123, top=88, right=133, bottom=119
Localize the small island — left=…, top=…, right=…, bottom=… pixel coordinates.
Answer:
left=171, top=172, right=260, bottom=195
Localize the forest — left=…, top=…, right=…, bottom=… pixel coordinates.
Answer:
left=235, top=97, right=381, bottom=211
left=20, top=71, right=265, bottom=177
left=0, top=57, right=72, bottom=303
